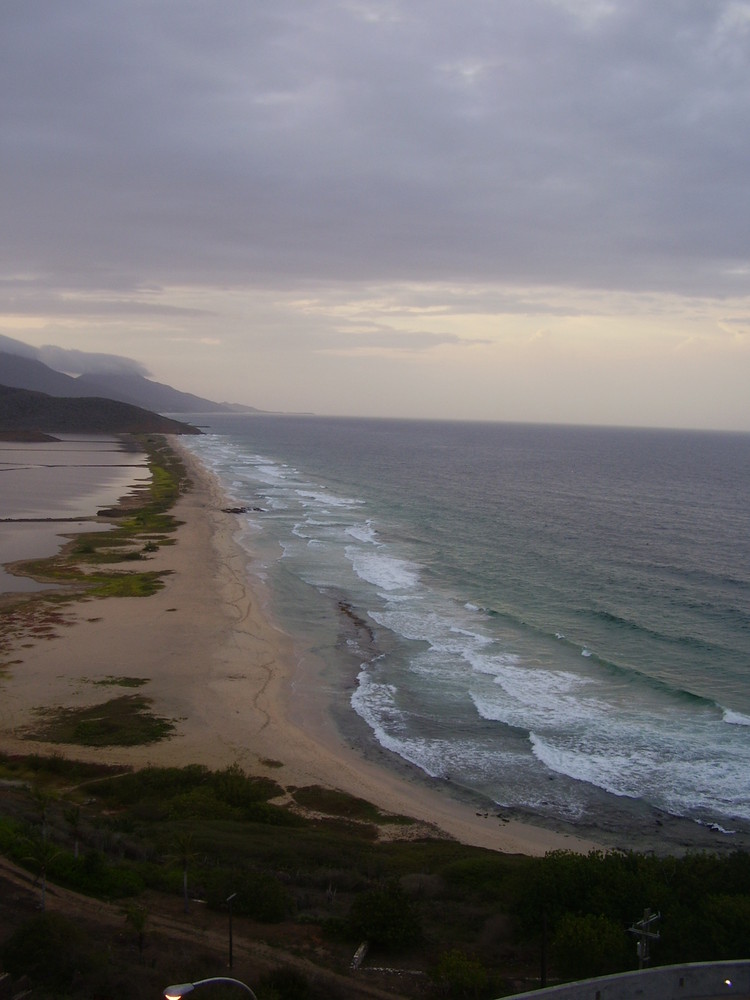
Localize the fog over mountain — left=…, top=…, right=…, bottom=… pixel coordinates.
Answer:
left=3, top=3, right=749, bottom=430
left=0, top=335, right=257, bottom=415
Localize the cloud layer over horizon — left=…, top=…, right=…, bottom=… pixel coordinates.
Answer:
left=2, top=1, right=749, bottom=428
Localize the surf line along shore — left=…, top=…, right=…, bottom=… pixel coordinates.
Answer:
left=0, top=433, right=598, bottom=857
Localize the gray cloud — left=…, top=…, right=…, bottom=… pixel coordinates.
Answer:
left=2, top=0, right=749, bottom=304
left=318, top=326, right=492, bottom=353
left=36, top=345, right=150, bottom=376
left=0, top=332, right=149, bottom=376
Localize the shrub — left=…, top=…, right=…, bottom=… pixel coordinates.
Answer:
left=551, top=912, right=630, bottom=981
left=258, top=967, right=312, bottom=1000
left=212, top=763, right=283, bottom=808
left=704, top=894, right=750, bottom=960
left=50, top=849, right=146, bottom=898
left=433, top=948, right=488, bottom=999
left=93, top=764, right=210, bottom=804
left=1, top=912, right=101, bottom=990
left=203, top=868, right=293, bottom=923
left=442, top=855, right=511, bottom=898
left=348, top=881, right=423, bottom=951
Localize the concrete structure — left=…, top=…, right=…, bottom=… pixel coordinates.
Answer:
left=502, top=960, right=750, bottom=999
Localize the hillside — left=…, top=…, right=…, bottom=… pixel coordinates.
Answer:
left=0, top=350, right=257, bottom=414
left=0, top=352, right=82, bottom=397
left=0, top=384, right=200, bottom=437
left=74, top=371, right=259, bottom=414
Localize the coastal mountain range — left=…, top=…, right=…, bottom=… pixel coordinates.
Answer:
left=0, top=336, right=259, bottom=439
left=0, top=348, right=258, bottom=415
left=0, top=384, right=201, bottom=439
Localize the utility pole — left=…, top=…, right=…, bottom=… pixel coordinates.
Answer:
left=628, top=907, right=660, bottom=969
left=226, top=893, right=237, bottom=969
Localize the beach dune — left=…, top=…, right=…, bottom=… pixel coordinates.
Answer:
left=0, top=438, right=598, bottom=857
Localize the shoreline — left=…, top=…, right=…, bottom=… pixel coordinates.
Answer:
left=2, top=435, right=743, bottom=857
left=0, top=435, right=599, bottom=857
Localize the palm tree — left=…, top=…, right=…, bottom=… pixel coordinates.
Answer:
left=63, top=804, right=82, bottom=859
left=32, top=785, right=56, bottom=841
left=22, top=835, right=61, bottom=911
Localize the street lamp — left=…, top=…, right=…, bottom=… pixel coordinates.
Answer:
left=226, top=892, right=237, bottom=969
left=164, top=977, right=258, bottom=1000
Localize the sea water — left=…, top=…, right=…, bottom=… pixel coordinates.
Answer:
left=182, top=416, right=750, bottom=842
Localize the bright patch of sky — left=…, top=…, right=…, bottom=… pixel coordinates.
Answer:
left=1, top=0, right=749, bottom=429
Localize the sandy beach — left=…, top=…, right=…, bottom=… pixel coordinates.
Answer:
left=0, top=436, right=600, bottom=857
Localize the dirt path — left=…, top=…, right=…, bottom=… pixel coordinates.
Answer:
left=0, top=855, right=410, bottom=1000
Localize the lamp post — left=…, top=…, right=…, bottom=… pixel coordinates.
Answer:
left=226, top=892, right=237, bottom=969
left=163, top=977, right=258, bottom=1000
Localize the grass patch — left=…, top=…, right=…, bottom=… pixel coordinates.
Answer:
left=0, top=751, right=129, bottom=786
left=292, top=785, right=413, bottom=825
left=85, top=571, right=168, bottom=598
left=91, top=676, right=149, bottom=688
left=259, top=756, right=284, bottom=768
left=8, top=561, right=169, bottom=598
left=27, top=695, right=174, bottom=747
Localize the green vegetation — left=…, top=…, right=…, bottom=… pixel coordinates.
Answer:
left=91, top=675, right=149, bottom=687
left=551, top=912, right=631, bottom=980
left=3, top=439, right=750, bottom=996
left=2, top=754, right=750, bottom=1000
left=291, top=784, right=412, bottom=824
left=347, top=881, right=423, bottom=950
left=26, top=695, right=174, bottom=746
left=433, top=948, right=489, bottom=999
left=2, top=912, right=103, bottom=992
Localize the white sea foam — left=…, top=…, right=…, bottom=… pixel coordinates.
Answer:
left=369, top=604, right=493, bottom=652
left=279, top=539, right=296, bottom=558
left=346, top=521, right=379, bottom=545
left=722, top=708, right=750, bottom=726
left=528, top=724, right=750, bottom=820
left=257, top=463, right=288, bottom=481
left=263, top=496, right=290, bottom=511
left=470, top=682, right=604, bottom=733
left=698, top=821, right=737, bottom=835
left=351, top=669, right=522, bottom=782
left=469, top=660, right=596, bottom=731
left=449, top=625, right=493, bottom=642
left=529, top=732, right=642, bottom=799
left=346, top=547, right=420, bottom=592
left=296, top=489, right=364, bottom=508
left=350, top=670, right=441, bottom=775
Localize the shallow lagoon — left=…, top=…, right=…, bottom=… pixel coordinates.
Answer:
left=0, top=435, right=149, bottom=593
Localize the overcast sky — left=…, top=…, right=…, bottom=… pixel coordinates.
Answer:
left=2, top=1, right=749, bottom=429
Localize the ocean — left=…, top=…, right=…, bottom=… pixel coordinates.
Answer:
left=182, top=415, right=750, bottom=847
